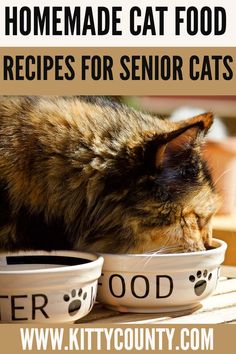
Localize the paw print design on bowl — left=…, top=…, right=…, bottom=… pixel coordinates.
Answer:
left=63, top=288, right=87, bottom=316
left=189, top=270, right=212, bottom=296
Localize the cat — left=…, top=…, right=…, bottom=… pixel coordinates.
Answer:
left=170, top=106, right=228, bottom=141
left=0, top=96, right=219, bottom=254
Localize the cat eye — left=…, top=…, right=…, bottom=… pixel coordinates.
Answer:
left=195, top=215, right=211, bottom=230
left=196, top=215, right=205, bottom=230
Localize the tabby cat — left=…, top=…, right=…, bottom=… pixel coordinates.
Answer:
left=0, top=96, right=219, bottom=254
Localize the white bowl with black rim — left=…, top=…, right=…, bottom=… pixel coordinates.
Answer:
left=97, top=238, right=227, bottom=313
left=0, top=251, right=103, bottom=323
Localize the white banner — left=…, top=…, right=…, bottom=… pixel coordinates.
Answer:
left=0, top=0, right=235, bottom=47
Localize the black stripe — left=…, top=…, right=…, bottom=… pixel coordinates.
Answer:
left=6, top=255, right=91, bottom=266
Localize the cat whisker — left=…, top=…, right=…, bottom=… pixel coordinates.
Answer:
left=212, top=168, right=232, bottom=187
left=141, top=245, right=185, bottom=267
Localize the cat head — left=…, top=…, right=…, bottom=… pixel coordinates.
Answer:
left=77, top=107, right=219, bottom=254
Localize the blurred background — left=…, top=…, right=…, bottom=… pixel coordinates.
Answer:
left=123, top=96, right=236, bottom=135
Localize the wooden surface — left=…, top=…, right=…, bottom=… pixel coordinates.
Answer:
left=79, top=266, right=236, bottom=324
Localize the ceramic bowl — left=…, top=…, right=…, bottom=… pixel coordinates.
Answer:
left=0, top=250, right=103, bottom=323
left=97, top=238, right=227, bottom=313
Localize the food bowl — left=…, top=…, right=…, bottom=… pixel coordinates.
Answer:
left=97, top=238, right=227, bottom=313
left=0, top=251, right=103, bottom=323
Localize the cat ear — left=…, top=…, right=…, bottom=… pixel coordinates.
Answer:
left=145, top=112, right=213, bottom=169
